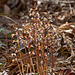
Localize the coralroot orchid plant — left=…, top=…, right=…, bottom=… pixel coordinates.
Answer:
left=10, top=5, right=56, bottom=75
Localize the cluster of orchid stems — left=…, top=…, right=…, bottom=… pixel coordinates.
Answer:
left=10, top=4, right=56, bottom=75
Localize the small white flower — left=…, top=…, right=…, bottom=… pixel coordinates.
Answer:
left=27, top=31, right=29, bottom=33
left=45, top=46, right=47, bottom=49
left=14, top=53, right=16, bottom=56
left=32, top=11, right=35, bottom=15
left=15, top=27, right=18, bottom=30
left=41, top=61, right=43, bottom=64
left=40, top=30, right=43, bottom=33
left=38, top=29, right=41, bottom=31
left=29, top=52, right=31, bottom=54
left=48, top=53, right=49, bottom=55
left=11, top=34, right=15, bottom=37
left=15, top=58, right=17, bottom=61
left=11, top=53, right=16, bottom=56
left=44, top=18, right=47, bottom=21
left=22, top=24, right=25, bottom=27
left=24, top=31, right=26, bottom=33
left=45, top=55, right=47, bottom=57
left=16, top=32, right=18, bottom=35
left=11, top=53, right=14, bottom=56
left=53, top=27, right=56, bottom=30
left=21, top=41, right=23, bottom=44
left=36, top=12, right=39, bottom=15
left=35, top=44, right=38, bottom=47
left=37, top=1, right=42, bottom=5
left=31, top=17, right=34, bottom=20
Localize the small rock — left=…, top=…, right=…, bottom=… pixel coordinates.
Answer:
left=4, top=4, right=10, bottom=14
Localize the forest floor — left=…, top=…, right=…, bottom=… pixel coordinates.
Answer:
left=0, top=1, right=75, bottom=75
